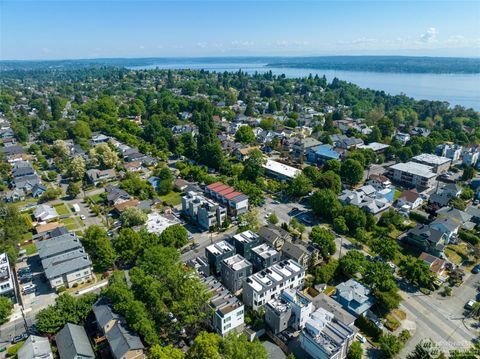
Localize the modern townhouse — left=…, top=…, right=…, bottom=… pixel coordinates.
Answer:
left=227, top=230, right=262, bottom=261
left=201, top=276, right=245, bottom=337
left=0, top=253, right=15, bottom=299
left=204, top=182, right=249, bottom=217
left=220, top=254, right=252, bottom=294
left=182, top=191, right=227, bottom=230
left=250, top=243, right=282, bottom=272
left=205, top=241, right=236, bottom=275
left=243, top=259, right=305, bottom=311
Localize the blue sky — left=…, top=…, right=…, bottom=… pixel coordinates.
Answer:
left=1, top=1, right=479, bottom=60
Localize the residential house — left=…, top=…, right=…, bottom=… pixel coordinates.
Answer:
left=291, top=137, right=322, bottom=160
left=174, top=178, right=189, bottom=192
left=106, top=185, right=130, bottom=205
left=462, top=147, right=479, bottom=167
left=123, top=161, right=142, bottom=172
left=113, top=199, right=140, bottom=215
left=338, top=185, right=393, bottom=215
left=330, top=134, right=364, bottom=150
left=436, top=144, right=462, bottom=161
left=397, top=189, right=423, bottom=210
left=404, top=224, right=448, bottom=256
left=86, top=168, right=117, bottom=185
left=334, top=279, right=374, bottom=317
left=56, top=323, right=95, bottom=359
left=395, top=132, right=411, bottom=145
left=233, top=146, right=259, bottom=161
left=41, top=249, right=93, bottom=289
left=4, top=188, right=26, bottom=202
left=258, top=224, right=293, bottom=251
left=307, top=144, right=341, bottom=164
left=366, top=174, right=392, bottom=191
left=31, top=184, right=47, bottom=198
left=221, top=254, right=252, bottom=293
left=14, top=174, right=41, bottom=193
left=429, top=183, right=462, bottom=208
left=419, top=252, right=447, bottom=278
left=34, top=204, right=59, bottom=222
left=92, top=299, right=145, bottom=359
left=411, top=127, right=431, bottom=137
left=282, top=241, right=318, bottom=269
left=18, top=335, right=53, bottom=359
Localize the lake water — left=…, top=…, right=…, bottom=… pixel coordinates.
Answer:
left=132, top=62, right=480, bottom=110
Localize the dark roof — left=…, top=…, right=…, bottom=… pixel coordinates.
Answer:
left=1, top=145, right=24, bottom=155
left=56, top=323, right=94, bottom=359
left=93, top=298, right=119, bottom=329
left=281, top=241, right=308, bottom=261
left=12, top=166, right=34, bottom=177
left=258, top=224, right=292, bottom=245
left=106, top=322, right=144, bottom=359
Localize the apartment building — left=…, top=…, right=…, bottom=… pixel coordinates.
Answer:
left=243, top=259, right=305, bottom=311
left=250, top=243, right=282, bottom=272
left=205, top=241, right=236, bottom=275
left=202, top=276, right=245, bottom=337
left=412, top=153, right=451, bottom=174
left=387, top=162, right=437, bottom=190
left=0, top=253, right=14, bottom=299
left=182, top=191, right=227, bottom=230
left=204, top=182, right=249, bottom=217
left=227, top=230, right=261, bottom=260
left=300, top=307, right=355, bottom=359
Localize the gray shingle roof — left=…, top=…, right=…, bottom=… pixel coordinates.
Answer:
left=18, top=335, right=52, bottom=359
left=36, top=233, right=82, bottom=259
left=92, top=298, right=119, bottom=330
left=106, top=322, right=144, bottom=359
left=56, top=323, right=94, bottom=359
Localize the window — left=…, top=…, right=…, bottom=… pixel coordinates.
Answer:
left=224, top=316, right=231, bottom=323
left=224, top=323, right=231, bottom=330
left=237, top=310, right=243, bottom=316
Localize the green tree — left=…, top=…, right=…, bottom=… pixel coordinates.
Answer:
left=82, top=226, right=116, bottom=271
left=39, top=187, right=63, bottom=203
left=120, top=207, right=148, bottom=227
left=238, top=209, right=260, bottom=232
left=333, top=216, right=348, bottom=234
left=158, top=224, right=189, bottom=248
left=347, top=341, right=363, bottom=359
left=342, top=205, right=367, bottom=234
left=289, top=173, right=313, bottom=198
left=114, top=228, right=145, bottom=267
left=314, top=259, right=339, bottom=284
left=406, top=339, right=446, bottom=359
left=156, top=167, right=174, bottom=195
left=341, top=159, right=364, bottom=186
left=188, top=331, right=222, bottom=359
left=309, top=226, right=336, bottom=259
left=363, top=262, right=397, bottom=292
left=338, top=250, right=366, bottom=276
left=149, top=345, right=185, bottom=359
left=310, top=189, right=341, bottom=220
left=235, top=125, right=255, bottom=144
left=67, top=156, right=86, bottom=182
left=259, top=118, right=275, bottom=130
left=379, top=334, right=403, bottom=359
left=461, top=166, right=475, bottom=181
left=66, top=181, right=81, bottom=199
left=89, top=142, right=119, bottom=169
left=241, top=149, right=265, bottom=181
left=371, top=237, right=399, bottom=261
left=399, top=256, right=436, bottom=289
left=0, top=297, right=13, bottom=324
left=268, top=213, right=279, bottom=225
left=317, top=171, right=342, bottom=194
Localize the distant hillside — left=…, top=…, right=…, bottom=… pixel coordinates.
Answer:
left=266, top=56, right=480, bottom=74
left=1, top=56, right=480, bottom=74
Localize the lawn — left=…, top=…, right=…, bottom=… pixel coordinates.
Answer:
left=23, top=243, right=38, bottom=255
left=54, top=203, right=70, bottom=216
left=60, top=217, right=80, bottom=231
left=384, top=313, right=401, bottom=331
left=89, top=193, right=105, bottom=204
left=444, top=248, right=463, bottom=265
left=159, top=191, right=182, bottom=206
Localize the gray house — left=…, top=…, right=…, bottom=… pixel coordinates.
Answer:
left=18, top=335, right=53, bottom=359
left=220, top=254, right=252, bottom=293
left=334, top=279, right=374, bottom=317
left=56, top=323, right=95, bottom=359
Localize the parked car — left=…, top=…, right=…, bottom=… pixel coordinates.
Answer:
left=356, top=334, right=367, bottom=343
left=80, top=215, right=86, bottom=220
left=465, top=299, right=476, bottom=310
left=472, top=264, right=480, bottom=274
left=22, top=284, right=36, bottom=294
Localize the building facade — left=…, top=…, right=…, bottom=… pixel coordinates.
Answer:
left=221, top=254, right=252, bottom=293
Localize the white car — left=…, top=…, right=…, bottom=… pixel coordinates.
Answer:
left=80, top=215, right=86, bottom=220
left=465, top=300, right=476, bottom=310
left=22, top=284, right=36, bottom=294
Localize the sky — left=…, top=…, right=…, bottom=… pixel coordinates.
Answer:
left=1, top=0, right=480, bottom=60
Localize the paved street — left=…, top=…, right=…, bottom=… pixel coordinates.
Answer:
left=399, top=273, right=479, bottom=356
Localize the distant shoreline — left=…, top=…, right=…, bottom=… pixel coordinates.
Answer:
left=1, top=55, right=480, bottom=74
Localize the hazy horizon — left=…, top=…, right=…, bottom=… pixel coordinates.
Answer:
left=1, top=1, right=479, bottom=61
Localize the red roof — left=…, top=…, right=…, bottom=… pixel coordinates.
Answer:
left=210, top=184, right=230, bottom=194
left=224, top=191, right=242, bottom=200
left=207, top=182, right=224, bottom=190
left=218, top=187, right=235, bottom=196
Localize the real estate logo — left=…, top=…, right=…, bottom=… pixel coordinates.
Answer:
left=419, top=339, right=442, bottom=359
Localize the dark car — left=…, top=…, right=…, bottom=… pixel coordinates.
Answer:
left=11, top=333, right=28, bottom=344
left=472, top=264, right=480, bottom=274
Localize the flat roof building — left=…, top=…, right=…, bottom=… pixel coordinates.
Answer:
left=0, top=253, right=14, bottom=298
left=263, top=159, right=301, bottom=181
left=221, top=254, right=252, bottom=293
left=201, top=276, right=245, bottom=337
left=387, top=162, right=437, bottom=190
left=243, top=259, right=305, bottom=311
left=250, top=243, right=282, bottom=272
left=228, top=230, right=262, bottom=260
left=412, top=153, right=451, bottom=174
left=205, top=241, right=236, bottom=275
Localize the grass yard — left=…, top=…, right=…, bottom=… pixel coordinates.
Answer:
left=54, top=203, right=70, bottom=216
left=394, top=189, right=402, bottom=201
left=89, top=193, right=105, bottom=204
left=444, top=247, right=463, bottom=265
left=392, top=308, right=407, bottom=320
left=23, top=243, right=38, bottom=255
left=384, top=313, right=401, bottom=331
left=159, top=191, right=182, bottom=206
left=21, top=232, right=33, bottom=241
